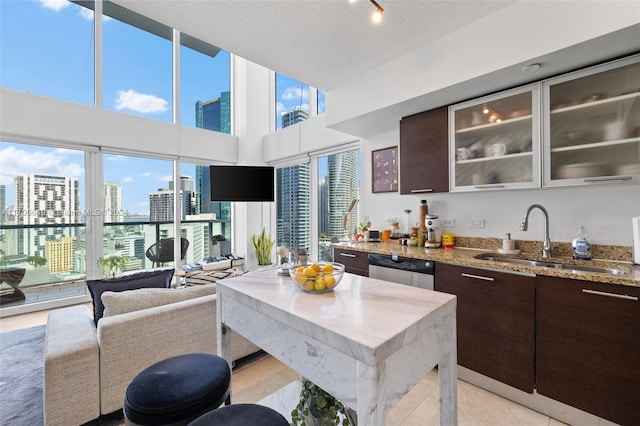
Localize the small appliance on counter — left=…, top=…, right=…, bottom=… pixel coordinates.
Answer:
left=424, top=214, right=442, bottom=248
left=365, top=229, right=381, bottom=242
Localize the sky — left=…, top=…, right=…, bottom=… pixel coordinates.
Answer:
left=0, top=0, right=323, bottom=215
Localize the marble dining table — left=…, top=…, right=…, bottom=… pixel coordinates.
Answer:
left=216, top=267, right=458, bottom=425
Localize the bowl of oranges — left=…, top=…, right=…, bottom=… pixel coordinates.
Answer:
left=289, top=262, right=345, bottom=294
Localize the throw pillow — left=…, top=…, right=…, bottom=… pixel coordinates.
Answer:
left=86, top=268, right=174, bottom=323
left=102, top=285, right=216, bottom=318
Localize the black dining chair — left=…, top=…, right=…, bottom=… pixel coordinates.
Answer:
left=146, top=237, right=189, bottom=267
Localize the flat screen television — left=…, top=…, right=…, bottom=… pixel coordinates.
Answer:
left=209, top=165, right=275, bottom=202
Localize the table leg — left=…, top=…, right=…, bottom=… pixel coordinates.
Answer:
left=216, top=295, right=233, bottom=405
left=356, top=362, right=386, bottom=426
left=438, top=314, right=458, bottom=425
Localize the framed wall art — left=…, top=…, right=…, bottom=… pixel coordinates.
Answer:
left=371, top=146, right=398, bottom=193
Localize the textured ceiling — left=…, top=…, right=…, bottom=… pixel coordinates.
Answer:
left=110, top=0, right=515, bottom=90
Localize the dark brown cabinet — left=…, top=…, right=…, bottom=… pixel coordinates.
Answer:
left=536, top=276, right=640, bottom=426
left=333, top=248, right=369, bottom=277
left=435, top=263, right=535, bottom=392
left=399, top=106, right=449, bottom=194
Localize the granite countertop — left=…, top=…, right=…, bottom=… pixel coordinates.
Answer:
left=333, top=241, right=640, bottom=288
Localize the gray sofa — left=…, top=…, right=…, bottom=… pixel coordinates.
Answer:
left=43, top=284, right=260, bottom=426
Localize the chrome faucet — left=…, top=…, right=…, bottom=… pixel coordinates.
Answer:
left=520, top=204, right=552, bottom=258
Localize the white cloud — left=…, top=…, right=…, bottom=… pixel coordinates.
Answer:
left=0, top=145, right=84, bottom=184
left=138, top=201, right=149, bottom=208
left=115, top=89, right=168, bottom=114
left=141, top=172, right=153, bottom=178
left=107, top=155, right=127, bottom=162
left=161, top=175, right=173, bottom=182
left=282, top=86, right=308, bottom=101
left=37, top=0, right=70, bottom=12
left=276, top=102, right=287, bottom=117
left=122, top=177, right=133, bottom=183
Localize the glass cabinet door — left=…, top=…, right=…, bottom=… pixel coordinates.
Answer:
left=449, top=84, right=540, bottom=191
left=543, top=55, right=640, bottom=186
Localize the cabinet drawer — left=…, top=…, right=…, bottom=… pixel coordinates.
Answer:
left=333, top=248, right=369, bottom=277
left=536, top=276, right=640, bottom=425
left=435, top=263, right=535, bottom=392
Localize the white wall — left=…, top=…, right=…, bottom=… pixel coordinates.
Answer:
left=360, top=129, right=639, bottom=247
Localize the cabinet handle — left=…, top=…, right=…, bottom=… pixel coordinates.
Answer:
left=582, top=289, right=638, bottom=301
left=474, top=184, right=506, bottom=189
left=583, top=176, right=632, bottom=183
left=410, top=189, right=434, bottom=193
left=461, top=273, right=495, bottom=282
left=339, top=253, right=357, bottom=258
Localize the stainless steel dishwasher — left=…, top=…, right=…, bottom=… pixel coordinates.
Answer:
left=368, top=253, right=435, bottom=290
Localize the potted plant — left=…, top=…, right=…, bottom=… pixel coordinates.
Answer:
left=295, top=247, right=308, bottom=266
left=97, top=253, right=129, bottom=277
left=291, top=379, right=354, bottom=426
left=211, top=234, right=230, bottom=257
left=251, top=228, right=275, bottom=266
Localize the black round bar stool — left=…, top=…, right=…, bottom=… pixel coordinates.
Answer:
left=187, top=403, right=289, bottom=426
left=124, top=353, right=231, bottom=426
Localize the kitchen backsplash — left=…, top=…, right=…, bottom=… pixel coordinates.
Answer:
left=442, top=236, right=632, bottom=263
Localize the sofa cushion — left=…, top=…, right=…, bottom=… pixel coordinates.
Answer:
left=87, top=269, right=174, bottom=323
left=102, top=285, right=216, bottom=318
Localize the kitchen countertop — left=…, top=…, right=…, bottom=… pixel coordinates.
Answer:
left=333, top=241, right=640, bottom=288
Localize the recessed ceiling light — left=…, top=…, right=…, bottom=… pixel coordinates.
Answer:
left=522, top=63, right=542, bottom=72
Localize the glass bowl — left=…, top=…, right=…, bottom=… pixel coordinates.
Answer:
left=288, top=262, right=345, bottom=294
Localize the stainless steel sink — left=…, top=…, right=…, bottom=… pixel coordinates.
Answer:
left=474, top=253, right=626, bottom=275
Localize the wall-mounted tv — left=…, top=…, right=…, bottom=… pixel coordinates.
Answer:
left=209, top=165, right=275, bottom=202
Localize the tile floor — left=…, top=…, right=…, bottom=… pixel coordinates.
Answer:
left=0, top=305, right=569, bottom=425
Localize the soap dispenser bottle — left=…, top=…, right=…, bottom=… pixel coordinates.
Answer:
left=572, top=225, right=592, bottom=260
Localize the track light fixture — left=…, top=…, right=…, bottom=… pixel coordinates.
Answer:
left=370, top=0, right=384, bottom=24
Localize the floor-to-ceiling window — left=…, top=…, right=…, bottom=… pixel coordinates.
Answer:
left=180, top=34, right=231, bottom=132
left=102, top=2, right=173, bottom=122
left=180, top=161, right=232, bottom=263
left=318, top=149, right=360, bottom=262
left=0, top=0, right=95, bottom=106
left=0, top=141, right=87, bottom=294
left=102, top=152, right=175, bottom=271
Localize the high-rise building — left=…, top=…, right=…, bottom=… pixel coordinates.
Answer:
left=281, top=106, right=309, bottom=129
left=14, top=174, right=80, bottom=258
left=195, top=93, right=231, bottom=221
left=46, top=236, right=75, bottom=273
left=276, top=164, right=311, bottom=252
left=326, top=151, right=359, bottom=238
left=104, top=181, right=124, bottom=223
left=15, top=174, right=80, bottom=225
left=170, top=176, right=195, bottom=217
left=149, top=189, right=174, bottom=222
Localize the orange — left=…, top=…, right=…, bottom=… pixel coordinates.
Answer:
left=294, top=273, right=307, bottom=285
left=304, top=281, right=315, bottom=291
left=322, top=264, right=334, bottom=273
left=304, top=267, right=317, bottom=277
left=310, top=263, right=321, bottom=273
left=296, top=266, right=305, bottom=273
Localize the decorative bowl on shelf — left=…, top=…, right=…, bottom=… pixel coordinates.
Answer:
left=288, top=262, right=345, bottom=294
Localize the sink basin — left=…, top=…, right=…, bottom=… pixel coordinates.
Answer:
left=474, top=253, right=626, bottom=275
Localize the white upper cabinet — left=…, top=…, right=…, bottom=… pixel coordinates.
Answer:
left=542, top=55, right=640, bottom=186
left=449, top=84, right=541, bottom=192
